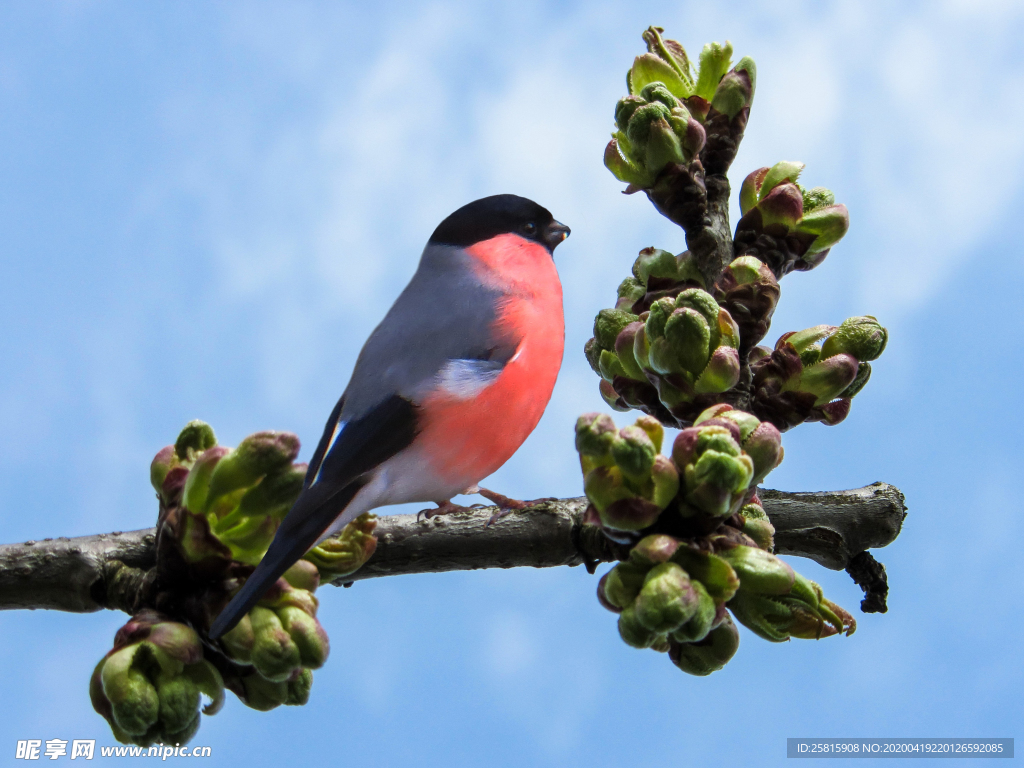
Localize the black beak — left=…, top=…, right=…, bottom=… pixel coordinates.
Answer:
left=543, top=220, right=570, bottom=252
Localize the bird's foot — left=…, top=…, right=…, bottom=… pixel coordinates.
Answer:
left=416, top=500, right=484, bottom=521
left=472, top=487, right=558, bottom=526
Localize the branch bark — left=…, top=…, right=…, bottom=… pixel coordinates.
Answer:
left=0, top=482, right=905, bottom=615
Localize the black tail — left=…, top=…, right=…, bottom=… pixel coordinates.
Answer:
left=208, top=482, right=362, bottom=639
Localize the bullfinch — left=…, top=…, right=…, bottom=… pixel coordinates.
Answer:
left=209, top=194, right=569, bottom=639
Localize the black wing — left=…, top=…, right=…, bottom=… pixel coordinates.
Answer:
left=209, top=394, right=419, bottom=639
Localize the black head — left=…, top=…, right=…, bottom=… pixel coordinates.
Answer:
left=429, top=194, right=570, bottom=253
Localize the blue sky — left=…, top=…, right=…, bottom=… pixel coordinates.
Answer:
left=0, top=1, right=1021, bottom=765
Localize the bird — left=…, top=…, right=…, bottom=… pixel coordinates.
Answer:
left=209, top=194, right=569, bottom=639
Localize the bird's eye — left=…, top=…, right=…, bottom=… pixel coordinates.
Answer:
left=523, top=221, right=538, bottom=236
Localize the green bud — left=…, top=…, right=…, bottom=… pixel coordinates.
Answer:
left=629, top=534, right=680, bottom=567
left=739, top=502, right=775, bottom=551
left=219, top=614, right=254, bottom=663
left=659, top=307, right=711, bottom=375
left=239, top=672, right=288, bottom=712
left=584, top=337, right=603, bottom=376
left=785, top=325, right=836, bottom=355
left=842, top=362, right=872, bottom=398
left=101, top=647, right=160, bottom=736
left=759, top=161, right=805, bottom=202
left=669, top=613, right=740, bottom=675
left=174, top=420, right=217, bottom=462
left=204, top=431, right=301, bottom=512
left=670, top=580, right=717, bottom=643
left=181, top=446, right=230, bottom=514
left=146, top=621, right=203, bottom=666
left=671, top=546, right=740, bottom=603
left=584, top=465, right=631, bottom=513
left=705, top=407, right=759, bottom=440
left=599, top=348, right=628, bottom=381
left=283, top=560, right=321, bottom=593
left=600, top=496, right=663, bottom=531
left=787, top=353, right=859, bottom=405
left=643, top=116, right=687, bottom=170
left=182, top=660, right=225, bottom=716
left=616, top=277, right=646, bottom=309
left=150, top=446, right=177, bottom=496
left=632, top=415, right=664, bottom=453
left=720, top=546, right=795, bottom=595
left=796, top=204, right=850, bottom=255
left=694, top=346, right=741, bottom=393
left=604, top=138, right=647, bottom=186
left=155, top=676, right=200, bottom=734
left=694, top=41, right=733, bottom=101
left=757, top=182, right=805, bottom=229
left=304, top=513, right=378, bottom=578
left=594, top=308, right=640, bottom=350
left=635, top=562, right=700, bottom=633
left=820, top=316, right=888, bottom=362
left=277, top=606, right=330, bottom=670
left=802, top=186, right=835, bottom=212
left=710, top=59, right=755, bottom=119
left=632, top=247, right=678, bottom=285
left=614, top=95, right=646, bottom=132
left=249, top=606, right=302, bottom=683
left=739, top=167, right=768, bottom=216
left=611, top=426, right=657, bottom=481
left=286, top=668, right=314, bottom=706
left=639, top=82, right=680, bottom=110
left=650, top=455, right=680, bottom=509
left=743, top=421, right=783, bottom=484
left=575, top=413, right=618, bottom=464
left=599, top=379, right=629, bottom=412
left=602, top=562, right=647, bottom=609
left=617, top=604, right=659, bottom=648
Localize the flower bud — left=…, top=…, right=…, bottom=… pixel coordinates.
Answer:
left=820, top=316, right=888, bottom=362
left=671, top=546, right=740, bottom=603
left=594, top=308, right=640, bottom=350
left=668, top=613, right=740, bottom=675
left=694, top=346, right=741, bottom=393
left=629, top=534, right=680, bottom=567
left=616, top=277, right=646, bottom=311
left=614, top=95, right=646, bottom=132
left=632, top=247, right=678, bottom=285
left=842, top=362, right=871, bottom=398
left=238, top=672, right=289, bottom=712
left=283, top=560, right=321, bottom=593
left=601, top=562, right=647, bottom=609
left=719, top=546, right=795, bottom=595
left=632, top=415, right=664, bottom=453
left=796, top=204, right=850, bottom=256
left=710, top=59, right=755, bottom=119
left=249, top=606, right=302, bottom=683
left=600, top=496, right=663, bottom=531
left=100, top=647, right=160, bottom=736
left=304, top=512, right=378, bottom=578
left=150, top=446, right=177, bottom=496
left=629, top=54, right=690, bottom=100
left=634, top=562, right=700, bottom=633
left=155, top=676, right=200, bottom=734
left=584, top=465, right=632, bottom=514
left=802, top=186, right=835, bottom=211
left=739, top=502, right=775, bottom=551
left=575, top=413, right=618, bottom=463
left=743, top=421, right=783, bottom=484
left=286, top=668, right=314, bottom=706
left=617, top=604, right=659, bottom=649
left=786, top=352, right=859, bottom=406
left=670, top=580, right=717, bottom=643
left=181, top=446, right=231, bottom=514
left=204, top=432, right=301, bottom=512
left=758, top=161, right=805, bottom=202
left=604, top=138, right=646, bottom=186
left=757, top=182, right=804, bottom=229
left=277, top=606, right=330, bottom=669
left=649, top=455, right=680, bottom=509
left=611, top=426, right=657, bottom=481
left=598, top=379, right=630, bottom=412
left=174, top=420, right=217, bottom=462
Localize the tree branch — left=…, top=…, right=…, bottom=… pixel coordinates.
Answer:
left=0, top=482, right=905, bottom=615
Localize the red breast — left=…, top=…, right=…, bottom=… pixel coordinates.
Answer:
left=416, top=233, right=564, bottom=487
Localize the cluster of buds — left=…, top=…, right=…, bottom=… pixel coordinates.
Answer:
left=217, top=560, right=329, bottom=711
left=577, top=404, right=782, bottom=541
left=151, top=421, right=305, bottom=568
left=598, top=535, right=740, bottom=676
left=587, top=274, right=746, bottom=425
left=751, top=316, right=888, bottom=430
left=90, top=612, right=224, bottom=747
left=605, top=28, right=756, bottom=193
left=735, top=161, right=850, bottom=277
left=575, top=413, right=679, bottom=534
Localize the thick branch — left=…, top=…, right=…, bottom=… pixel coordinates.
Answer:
left=0, top=483, right=905, bottom=614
